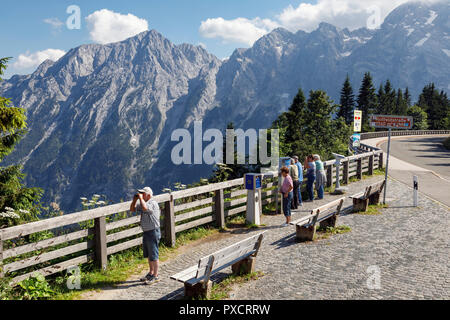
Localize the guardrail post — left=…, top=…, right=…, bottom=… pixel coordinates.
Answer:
left=214, top=188, right=225, bottom=229
left=164, top=195, right=176, bottom=248
left=94, top=216, right=107, bottom=271
left=356, top=158, right=363, bottom=180
left=326, top=165, right=332, bottom=188
left=368, top=154, right=374, bottom=176
left=343, top=160, right=349, bottom=185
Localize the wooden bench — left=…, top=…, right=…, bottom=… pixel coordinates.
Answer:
left=349, top=180, right=385, bottom=212
left=170, top=232, right=265, bottom=299
left=289, top=198, right=345, bottom=242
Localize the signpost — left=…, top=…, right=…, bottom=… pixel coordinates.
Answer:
left=354, top=110, right=362, bottom=132
left=369, top=115, right=413, bottom=204
left=413, top=176, right=418, bottom=207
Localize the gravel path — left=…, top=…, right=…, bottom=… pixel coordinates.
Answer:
left=83, top=176, right=450, bottom=300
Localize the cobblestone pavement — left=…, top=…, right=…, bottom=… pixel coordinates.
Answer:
left=84, top=176, right=450, bottom=300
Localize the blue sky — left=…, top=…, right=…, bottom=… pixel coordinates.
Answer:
left=0, top=0, right=413, bottom=78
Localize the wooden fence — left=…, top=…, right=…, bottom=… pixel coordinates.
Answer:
left=1, top=130, right=448, bottom=284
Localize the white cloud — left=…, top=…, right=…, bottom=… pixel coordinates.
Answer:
left=44, top=18, right=64, bottom=29
left=13, top=49, right=66, bottom=70
left=277, top=0, right=411, bottom=32
left=199, top=17, right=280, bottom=46
left=199, top=0, right=441, bottom=45
left=85, top=9, right=149, bottom=44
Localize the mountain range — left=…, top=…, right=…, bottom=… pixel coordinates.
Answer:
left=1, top=1, right=449, bottom=212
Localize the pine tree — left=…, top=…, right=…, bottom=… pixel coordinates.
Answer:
left=337, top=75, right=355, bottom=125
left=418, top=83, right=450, bottom=130
left=357, top=72, right=377, bottom=132
left=404, top=87, right=412, bottom=107
left=377, top=83, right=385, bottom=114
left=274, top=89, right=351, bottom=160
left=0, top=57, right=43, bottom=227
left=395, top=89, right=408, bottom=115
left=382, top=79, right=396, bottom=115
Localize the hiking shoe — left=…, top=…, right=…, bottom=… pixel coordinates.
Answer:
left=140, top=273, right=153, bottom=282
left=145, top=276, right=160, bottom=285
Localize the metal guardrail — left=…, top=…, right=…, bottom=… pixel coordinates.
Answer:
left=360, top=130, right=450, bottom=140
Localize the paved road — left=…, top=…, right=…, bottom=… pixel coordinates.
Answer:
left=82, top=177, right=450, bottom=300
left=365, top=135, right=450, bottom=207
left=380, top=136, right=450, bottom=181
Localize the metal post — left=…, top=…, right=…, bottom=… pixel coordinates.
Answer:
left=413, top=176, right=418, bottom=207
left=383, top=128, right=392, bottom=204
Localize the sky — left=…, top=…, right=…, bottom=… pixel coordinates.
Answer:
left=0, top=0, right=429, bottom=78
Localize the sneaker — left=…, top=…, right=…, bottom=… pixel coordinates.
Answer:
left=299, top=203, right=303, bottom=207
left=145, top=276, right=160, bottom=285
left=140, top=273, right=153, bottom=282
left=281, top=223, right=289, bottom=227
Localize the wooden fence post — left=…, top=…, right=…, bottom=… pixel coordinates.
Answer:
left=164, top=195, right=176, bottom=248
left=356, top=158, right=363, bottom=180
left=326, top=165, right=332, bottom=188
left=275, top=176, right=280, bottom=214
left=94, top=216, right=107, bottom=270
left=343, top=160, right=349, bottom=185
left=368, top=154, right=374, bottom=176
left=214, top=189, right=225, bottom=229
left=379, top=152, right=384, bottom=169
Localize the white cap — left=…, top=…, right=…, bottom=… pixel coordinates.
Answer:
left=138, top=187, right=153, bottom=196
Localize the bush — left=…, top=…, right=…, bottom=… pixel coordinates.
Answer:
left=18, top=273, right=55, bottom=300
left=0, top=274, right=13, bottom=300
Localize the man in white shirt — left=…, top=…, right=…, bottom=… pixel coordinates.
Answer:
left=130, top=186, right=161, bottom=285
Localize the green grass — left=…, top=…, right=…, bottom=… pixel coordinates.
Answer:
left=225, top=214, right=265, bottom=229
left=356, top=203, right=388, bottom=215
left=208, top=271, right=264, bottom=300
left=314, top=225, right=352, bottom=240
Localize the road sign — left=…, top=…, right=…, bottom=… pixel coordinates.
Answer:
left=354, top=110, right=362, bottom=132
left=352, top=133, right=361, bottom=148
left=369, top=115, right=413, bottom=129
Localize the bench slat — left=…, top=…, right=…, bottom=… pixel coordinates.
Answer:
left=185, top=251, right=256, bottom=286
left=170, top=265, right=199, bottom=283
left=312, top=197, right=345, bottom=214
left=196, top=233, right=263, bottom=270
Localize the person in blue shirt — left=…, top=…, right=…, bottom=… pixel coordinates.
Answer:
left=293, top=156, right=303, bottom=207
left=313, top=154, right=327, bottom=200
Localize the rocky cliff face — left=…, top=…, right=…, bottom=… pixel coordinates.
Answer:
left=1, top=1, right=448, bottom=212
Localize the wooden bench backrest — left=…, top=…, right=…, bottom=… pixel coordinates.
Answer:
left=293, top=197, right=345, bottom=227
left=194, top=232, right=265, bottom=280
left=364, top=180, right=385, bottom=198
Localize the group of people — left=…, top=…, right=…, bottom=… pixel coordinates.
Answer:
left=279, top=154, right=327, bottom=226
